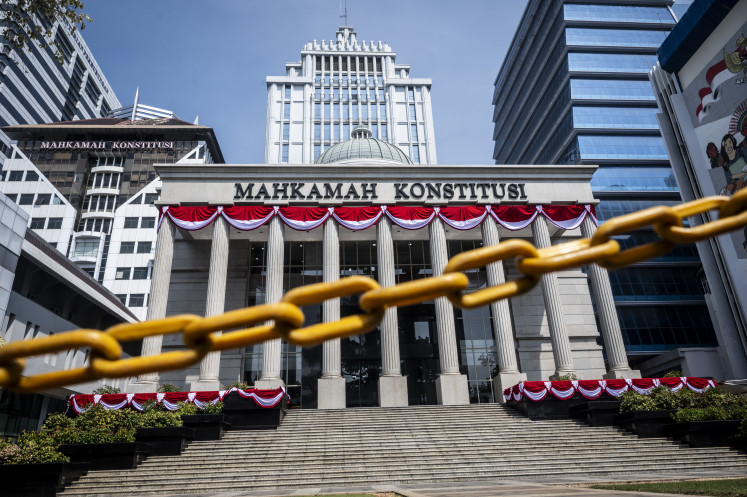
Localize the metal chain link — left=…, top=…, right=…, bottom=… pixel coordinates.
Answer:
left=2, top=189, right=746, bottom=392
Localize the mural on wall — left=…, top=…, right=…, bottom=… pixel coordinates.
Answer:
left=684, top=25, right=747, bottom=257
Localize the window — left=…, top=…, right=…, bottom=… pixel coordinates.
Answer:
left=590, top=166, right=678, bottom=192
left=314, top=145, right=321, bottom=160
left=284, top=85, right=291, bottom=99
left=333, top=104, right=339, bottom=119
left=409, top=104, right=416, bottom=121
left=132, top=267, right=149, bottom=279
left=570, top=79, right=655, bottom=101
left=411, top=145, right=420, bottom=163
left=283, top=102, right=290, bottom=119
left=283, top=123, right=290, bottom=140
left=566, top=28, right=668, bottom=48
left=563, top=4, right=674, bottom=24
left=124, top=217, right=139, bottom=228
left=47, top=217, right=62, bottom=229
left=144, top=193, right=159, bottom=204
left=577, top=135, right=668, bottom=160
left=115, top=267, right=131, bottom=280
left=30, top=218, right=46, bottom=229
left=74, top=239, right=100, bottom=258
left=120, top=241, right=135, bottom=254
left=25, top=171, right=39, bottom=181
left=352, top=104, right=359, bottom=120
left=8, top=171, right=23, bottom=181
left=381, top=123, right=388, bottom=140
left=34, top=194, right=50, bottom=205
left=314, top=102, right=321, bottom=118
left=315, top=88, right=322, bottom=99
left=379, top=103, right=386, bottom=119
left=568, top=53, right=658, bottom=74
left=131, top=194, right=142, bottom=205
left=573, top=106, right=659, bottom=130
left=129, top=294, right=145, bottom=307
left=282, top=144, right=289, bottom=163
left=52, top=195, right=63, bottom=205
left=137, top=241, right=152, bottom=254
left=411, top=124, right=418, bottom=141
left=5, top=194, right=17, bottom=203
left=19, top=194, right=34, bottom=205
left=116, top=294, right=127, bottom=305
left=361, top=105, right=368, bottom=120
left=314, top=123, right=321, bottom=141
left=140, top=217, right=156, bottom=229
left=408, top=87, right=415, bottom=100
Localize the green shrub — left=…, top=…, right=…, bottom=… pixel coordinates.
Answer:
left=619, top=390, right=658, bottom=413
left=226, top=381, right=249, bottom=390
left=200, top=401, right=224, bottom=414
left=552, top=374, right=578, bottom=381
left=92, top=385, right=121, bottom=395
left=672, top=406, right=730, bottom=423
left=662, top=370, right=683, bottom=378
left=0, top=438, right=20, bottom=464
left=175, top=402, right=198, bottom=416
left=44, top=405, right=139, bottom=444
left=157, top=383, right=180, bottom=393
left=138, top=409, right=183, bottom=428
left=3, top=432, right=69, bottom=464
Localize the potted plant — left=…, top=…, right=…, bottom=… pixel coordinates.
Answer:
left=134, top=402, right=194, bottom=456
left=614, top=387, right=678, bottom=437
left=0, top=431, right=88, bottom=497
left=663, top=389, right=747, bottom=447
left=178, top=401, right=231, bottom=441
left=46, top=406, right=152, bottom=470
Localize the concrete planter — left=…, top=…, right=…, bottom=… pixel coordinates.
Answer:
left=510, top=392, right=590, bottom=420
left=180, top=414, right=231, bottom=441
left=0, top=462, right=89, bottom=497
left=663, top=420, right=741, bottom=447
left=222, top=391, right=287, bottom=430
left=59, top=442, right=152, bottom=470
left=615, top=410, right=676, bottom=438
left=569, top=400, right=621, bottom=426
left=135, top=426, right=194, bottom=455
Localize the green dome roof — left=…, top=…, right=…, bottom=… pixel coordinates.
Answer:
left=315, top=127, right=413, bottom=165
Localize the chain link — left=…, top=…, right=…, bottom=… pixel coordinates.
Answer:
left=1, top=189, right=746, bottom=393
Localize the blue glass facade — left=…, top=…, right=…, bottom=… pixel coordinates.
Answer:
left=492, top=0, right=716, bottom=361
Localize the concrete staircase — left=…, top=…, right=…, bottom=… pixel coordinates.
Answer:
left=61, top=404, right=747, bottom=496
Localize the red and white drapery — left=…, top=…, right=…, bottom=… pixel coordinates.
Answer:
left=68, top=387, right=287, bottom=415
left=503, top=377, right=717, bottom=403
left=159, top=204, right=596, bottom=232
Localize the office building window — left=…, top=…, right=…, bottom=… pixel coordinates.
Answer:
left=410, top=124, right=418, bottom=141
left=570, top=79, right=655, bottom=101
left=408, top=87, right=415, bottom=100
left=283, top=123, right=290, bottom=140
left=132, top=267, right=149, bottom=280
left=19, top=194, right=34, bottom=205
left=129, top=294, right=145, bottom=307
left=283, top=102, right=290, bottom=119
left=120, top=241, right=135, bottom=254
left=30, top=218, right=46, bottom=229
left=409, top=104, right=416, bottom=121
left=47, top=218, right=62, bottom=229
left=577, top=135, right=669, bottom=160
left=52, top=195, right=63, bottom=205
left=314, top=123, right=321, bottom=141
left=282, top=144, right=289, bottom=163
left=34, top=194, right=50, bottom=205
left=568, top=53, right=659, bottom=74
left=284, top=85, right=291, bottom=99
left=314, top=145, right=321, bottom=160
left=8, top=171, right=23, bottom=181
left=25, top=171, right=39, bottom=181
left=411, top=145, right=420, bottom=163
left=563, top=4, right=674, bottom=24
left=314, top=102, right=321, bottom=118
left=115, top=267, right=131, bottom=280
left=124, top=217, right=139, bottom=228
left=381, top=123, right=388, bottom=140
left=116, top=294, right=127, bottom=305
left=140, top=217, right=156, bottom=229
left=5, top=194, right=17, bottom=202
left=566, top=28, right=668, bottom=48
left=573, top=106, right=659, bottom=129
left=144, top=193, right=159, bottom=204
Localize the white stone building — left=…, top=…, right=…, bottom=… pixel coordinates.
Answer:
left=265, top=26, right=437, bottom=165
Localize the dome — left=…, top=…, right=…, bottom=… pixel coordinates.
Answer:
left=315, top=127, right=413, bottom=165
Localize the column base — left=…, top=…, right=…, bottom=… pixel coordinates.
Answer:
left=317, top=376, right=346, bottom=409
left=254, top=378, right=286, bottom=390
left=604, top=368, right=642, bottom=380
left=188, top=379, right=221, bottom=392
left=378, top=375, right=408, bottom=407
left=492, top=372, right=527, bottom=404
left=436, top=373, right=469, bottom=405
left=128, top=380, right=159, bottom=393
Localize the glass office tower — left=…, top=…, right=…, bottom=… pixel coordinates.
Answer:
left=492, top=1, right=718, bottom=372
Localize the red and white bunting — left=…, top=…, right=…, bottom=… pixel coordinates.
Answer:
left=503, top=377, right=717, bottom=403
left=695, top=59, right=739, bottom=121
left=159, top=205, right=598, bottom=233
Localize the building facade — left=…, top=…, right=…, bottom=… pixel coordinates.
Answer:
left=0, top=191, right=139, bottom=436
left=651, top=0, right=747, bottom=378
left=265, top=26, right=437, bottom=165
left=0, top=118, right=224, bottom=319
left=492, top=0, right=721, bottom=376
left=129, top=129, right=641, bottom=409
left=0, top=12, right=120, bottom=165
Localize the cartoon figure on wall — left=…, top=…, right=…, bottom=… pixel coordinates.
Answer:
left=706, top=99, right=747, bottom=251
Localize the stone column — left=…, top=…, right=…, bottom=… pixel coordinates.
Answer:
left=429, top=218, right=469, bottom=405
left=130, top=220, right=176, bottom=393
left=581, top=215, right=641, bottom=379
left=189, top=216, right=230, bottom=391
left=481, top=216, right=526, bottom=402
left=376, top=216, right=408, bottom=406
left=532, top=217, right=577, bottom=378
left=255, top=216, right=285, bottom=389
left=318, top=219, right=346, bottom=408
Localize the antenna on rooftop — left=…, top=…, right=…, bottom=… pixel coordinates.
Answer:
left=339, top=0, right=348, bottom=25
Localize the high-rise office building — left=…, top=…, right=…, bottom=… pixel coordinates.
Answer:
left=265, top=26, right=437, bottom=164
left=492, top=1, right=721, bottom=376
left=0, top=14, right=120, bottom=164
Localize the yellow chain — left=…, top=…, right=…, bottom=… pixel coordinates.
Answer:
left=1, top=189, right=746, bottom=393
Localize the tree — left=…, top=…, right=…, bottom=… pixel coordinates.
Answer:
left=1, top=0, right=91, bottom=65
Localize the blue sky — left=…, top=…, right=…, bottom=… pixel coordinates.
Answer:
left=81, top=0, right=528, bottom=163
